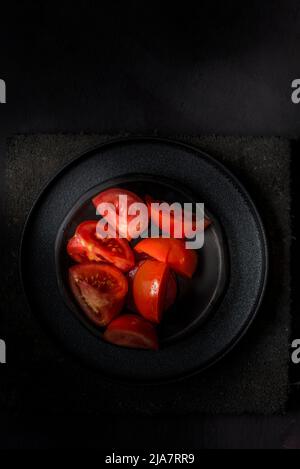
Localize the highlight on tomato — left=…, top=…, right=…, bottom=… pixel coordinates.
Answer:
left=92, top=187, right=149, bottom=240
left=69, top=263, right=128, bottom=327
left=104, top=314, right=159, bottom=350
left=126, top=258, right=177, bottom=323
left=132, top=259, right=177, bottom=324
left=134, top=238, right=198, bottom=278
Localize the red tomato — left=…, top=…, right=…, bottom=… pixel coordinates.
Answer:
left=69, top=263, right=128, bottom=327
left=133, top=259, right=174, bottom=324
left=104, top=314, right=159, bottom=350
left=126, top=260, right=145, bottom=312
left=67, top=232, right=103, bottom=263
left=67, top=235, right=89, bottom=263
left=134, top=238, right=198, bottom=278
left=146, top=195, right=211, bottom=238
left=92, top=187, right=149, bottom=240
left=94, top=233, right=135, bottom=272
left=127, top=261, right=177, bottom=315
left=73, top=220, right=135, bottom=272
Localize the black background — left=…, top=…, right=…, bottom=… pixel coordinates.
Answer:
left=0, top=1, right=299, bottom=449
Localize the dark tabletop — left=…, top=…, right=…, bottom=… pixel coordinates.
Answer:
left=0, top=1, right=299, bottom=449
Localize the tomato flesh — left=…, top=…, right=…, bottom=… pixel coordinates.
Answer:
left=94, top=230, right=135, bottom=272
left=68, top=220, right=135, bottom=272
left=135, top=238, right=198, bottom=278
left=146, top=195, right=211, bottom=238
left=92, top=187, right=148, bottom=240
left=67, top=235, right=94, bottom=263
left=69, top=263, right=128, bottom=327
left=104, top=314, right=159, bottom=350
left=67, top=223, right=104, bottom=263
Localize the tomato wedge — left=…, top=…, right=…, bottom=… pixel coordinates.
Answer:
left=69, top=263, right=128, bottom=327
left=67, top=231, right=104, bottom=263
left=94, top=234, right=135, bottom=273
left=69, top=220, right=135, bottom=272
left=134, top=238, right=198, bottom=278
left=127, top=260, right=177, bottom=315
left=146, top=195, right=211, bottom=238
left=92, top=187, right=148, bottom=240
left=126, top=261, right=145, bottom=313
left=67, top=235, right=91, bottom=263
left=104, top=314, right=159, bottom=350
left=132, top=259, right=176, bottom=323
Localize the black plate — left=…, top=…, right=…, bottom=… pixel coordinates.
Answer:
left=55, top=174, right=228, bottom=346
left=20, top=137, right=268, bottom=382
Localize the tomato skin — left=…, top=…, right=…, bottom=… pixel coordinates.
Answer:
left=69, top=263, right=128, bottom=327
left=92, top=187, right=148, bottom=240
left=146, top=194, right=211, bottom=238
left=71, top=220, right=135, bottom=272
left=166, top=239, right=198, bottom=278
left=132, top=259, right=172, bottom=324
left=127, top=260, right=177, bottom=315
left=135, top=237, right=170, bottom=263
left=104, top=314, right=159, bottom=350
left=135, top=238, right=198, bottom=278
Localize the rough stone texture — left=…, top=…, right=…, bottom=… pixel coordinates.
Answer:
left=1, top=135, right=291, bottom=415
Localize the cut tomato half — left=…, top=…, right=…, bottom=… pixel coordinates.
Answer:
left=127, top=260, right=177, bottom=316
left=69, top=220, right=135, bottom=272
left=69, top=263, right=128, bottom=327
left=134, top=238, right=198, bottom=278
left=94, top=231, right=135, bottom=272
left=67, top=235, right=92, bottom=263
left=104, top=314, right=159, bottom=350
left=146, top=194, right=211, bottom=238
left=67, top=231, right=104, bottom=264
left=132, top=259, right=175, bottom=323
left=92, top=187, right=149, bottom=240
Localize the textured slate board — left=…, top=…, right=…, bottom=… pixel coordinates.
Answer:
left=1, top=135, right=291, bottom=415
